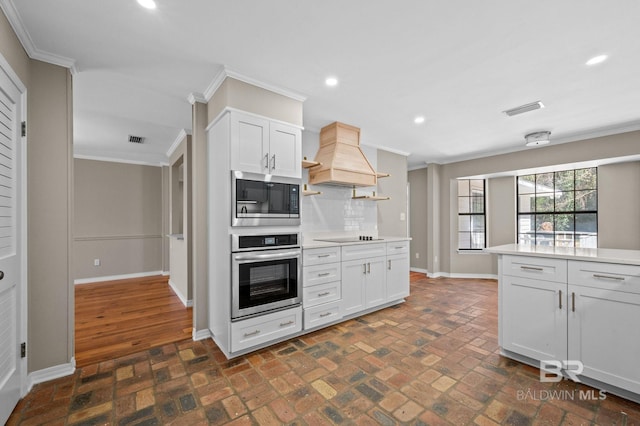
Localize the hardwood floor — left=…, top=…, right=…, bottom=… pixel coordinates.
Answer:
left=75, top=275, right=192, bottom=367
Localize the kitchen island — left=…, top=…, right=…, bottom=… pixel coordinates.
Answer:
left=487, top=243, right=640, bottom=404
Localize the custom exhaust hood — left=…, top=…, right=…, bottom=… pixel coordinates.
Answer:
left=308, top=122, right=377, bottom=187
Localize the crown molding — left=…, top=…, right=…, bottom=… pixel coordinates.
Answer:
left=202, top=67, right=307, bottom=103
left=166, top=129, right=191, bottom=157
left=361, top=142, right=411, bottom=157
left=74, top=154, right=165, bottom=167
left=187, top=92, right=206, bottom=105
left=0, top=0, right=78, bottom=74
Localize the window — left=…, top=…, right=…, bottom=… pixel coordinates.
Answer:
left=517, top=167, right=597, bottom=248
left=458, top=179, right=486, bottom=250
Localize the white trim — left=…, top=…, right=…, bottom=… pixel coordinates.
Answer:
left=192, top=328, right=211, bottom=341
left=162, top=270, right=170, bottom=276
left=408, top=163, right=428, bottom=171
left=206, top=106, right=304, bottom=132
left=187, top=92, right=207, bottom=105
left=410, top=267, right=428, bottom=275
left=168, top=279, right=192, bottom=307
left=166, top=129, right=190, bottom=158
left=27, top=358, right=75, bottom=392
left=0, top=46, right=26, bottom=93
left=361, top=142, right=411, bottom=157
left=203, top=67, right=307, bottom=103
left=425, top=270, right=498, bottom=280
left=74, top=271, right=163, bottom=285
left=73, top=154, right=164, bottom=167
left=203, top=68, right=228, bottom=101
left=0, top=0, right=78, bottom=74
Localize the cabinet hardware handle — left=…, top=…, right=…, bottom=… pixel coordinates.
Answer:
left=388, top=260, right=391, bottom=270
left=318, top=254, right=331, bottom=258
left=395, top=246, right=404, bottom=249
left=317, top=272, right=330, bottom=277
left=318, top=291, right=330, bottom=297
left=264, top=153, right=269, bottom=169
left=363, top=264, right=367, bottom=274
left=244, top=329, right=260, bottom=337
left=320, top=312, right=332, bottom=318
left=367, top=262, right=371, bottom=274
left=280, top=320, right=294, bottom=327
left=271, top=154, right=276, bottom=170
left=592, top=274, right=625, bottom=281
left=520, top=266, right=544, bottom=272
left=559, top=290, right=562, bottom=309
left=572, top=292, right=575, bottom=312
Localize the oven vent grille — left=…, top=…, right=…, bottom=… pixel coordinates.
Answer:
left=128, top=135, right=145, bottom=144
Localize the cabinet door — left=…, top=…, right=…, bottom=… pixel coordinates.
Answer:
left=365, top=257, right=386, bottom=308
left=268, top=122, right=301, bottom=178
left=230, top=112, right=269, bottom=174
left=386, top=254, right=409, bottom=301
left=502, top=275, right=567, bottom=362
left=341, top=259, right=366, bottom=316
left=568, top=285, right=640, bottom=394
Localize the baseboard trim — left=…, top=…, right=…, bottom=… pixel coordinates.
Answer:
left=168, top=279, right=193, bottom=307
left=27, top=358, right=76, bottom=392
left=74, top=271, right=163, bottom=285
left=192, top=329, right=211, bottom=341
left=426, top=271, right=498, bottom=280
left=410, top=267, right=428, bottom=274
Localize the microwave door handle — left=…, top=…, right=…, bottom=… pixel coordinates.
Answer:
left=234, top=251, right=300, bottom=261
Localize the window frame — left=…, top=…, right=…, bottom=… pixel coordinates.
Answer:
left=457, top=179, right=487, bottom=251
left=516, top=167, right=598, bottom=248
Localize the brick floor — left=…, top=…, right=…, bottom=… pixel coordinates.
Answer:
left=7, top=275, right=640, bottom=425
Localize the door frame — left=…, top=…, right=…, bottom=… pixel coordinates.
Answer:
left=0, top=51, right=28, bottom=399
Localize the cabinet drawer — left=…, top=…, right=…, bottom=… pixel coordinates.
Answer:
left=231, top=307, right=302, bottom=352
left=503, top=255, right=567, bottom=283
left=303, top=263, right=341, bottom=287
left=303, top=246, right=341, bottom=266
left=303, top=281, right=341, bottom=307
left=341, top=243, right=386, bottom=262
left=387, top=240, right=409, bottom=256
left=568, top=261, right=640, bottom=294
left=304, top=301, right=342, bottom=330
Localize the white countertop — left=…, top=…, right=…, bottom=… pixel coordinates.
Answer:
left=486, top=243, right=640, bottom=266
left=302, top=236, right=411, bottom=249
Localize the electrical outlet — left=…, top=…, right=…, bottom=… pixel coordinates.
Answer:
left=94, top=259, right=101, bottom=266
left=415, top=252, right=420, bottom=259
left=400, top=212, right=406, bottom=221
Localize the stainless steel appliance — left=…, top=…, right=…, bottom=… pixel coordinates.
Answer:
left=232, top=171, right=300, bottom=227
left=231, top=233, right=301, bottom=320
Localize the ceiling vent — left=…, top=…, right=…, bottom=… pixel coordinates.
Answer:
left=128, top=135, right=145, bottom=144
left=503, top=101, right=544, bottom=117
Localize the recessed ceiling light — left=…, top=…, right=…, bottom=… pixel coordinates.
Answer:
left=325, top=77, right=338, bottom=87
left=586, top=54, right=608, bottom=66
left=414, top=116, right=425, bottom=124
left=137, top=0, right=157, bottom=9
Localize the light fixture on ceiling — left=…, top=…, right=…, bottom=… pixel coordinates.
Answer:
left=524, top=131, right=551, bottom=147
left=325, top=77, right=338, bottom=87
left=414, top=116, right=425, bottom=124
left=586, top=54, right=608, bottom=66
left=503, top=101, right=544, bottom=117
left=137, top=0, right=157, bottom=9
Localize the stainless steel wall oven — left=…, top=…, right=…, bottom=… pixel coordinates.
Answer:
left=231, top=233, right=301, bottom=320
left=231, top=171, right=300, bottom=227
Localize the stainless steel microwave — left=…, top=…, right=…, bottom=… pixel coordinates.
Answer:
left=231, top=171, right=301, bottom=227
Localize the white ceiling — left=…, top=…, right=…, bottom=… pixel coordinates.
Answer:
left=4, top=0, right=640, bottom=168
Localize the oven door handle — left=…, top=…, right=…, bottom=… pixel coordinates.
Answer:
left=233, top=251, right=301, bottom=261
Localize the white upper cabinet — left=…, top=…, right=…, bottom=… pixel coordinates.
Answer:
left=230, top=111, right=302, bottom=178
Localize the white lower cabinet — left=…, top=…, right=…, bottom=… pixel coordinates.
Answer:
left=302, top=246, right=343, bottom=330
left=499, top=254, right=640, bottom=400
left=341, top=256, right=386, bottom=316
left=304, top=301, right=342, bottom=329
left=230, top=307, right=302, bottom=352
left=386, top=253, right=410, bottom=300
left=502, top=275, right=567, bottom=362
left=567, top=261, right=640, bottom=394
